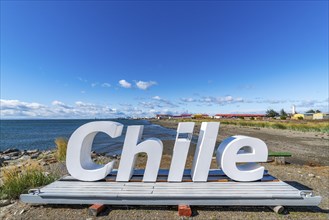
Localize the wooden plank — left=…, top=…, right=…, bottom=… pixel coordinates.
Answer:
left=151, top=191, right=300, bottom=196
left=156, top=187, right=289, bottom=191
left=44, top=181, right=291, bottom=189
left=21, top=194, right=322, bottom=206
left=62, top=169, right=270, bottom=182
left=44, top=183, right=124, bottom=188
left=105, top=174, right=276, bottom=183
left=38, top=191, right=301, bottom=199
left=156, top=180, right=285, bottom=185
left=67, top=169, right=272, bottom=182
left=107, top=169, right=269, bottom=177
left=113, top=193, right=301, bottom=199
left=42, top=183, right=297, bottom=191
left=48, top=182, right=125, bottom=186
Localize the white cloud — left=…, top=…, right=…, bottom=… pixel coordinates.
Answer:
left=224, top=96, right=233, bottom=102
left=235, top=97, right=244, bottom=102
left=101, top=83, right=111, bottom=88
left=180, top=95, right=244, bottom=106
left=0, top=99, right=124, bottom=119
left=0, top=99, right=49, bottom=118
left=141, top=96, right=179, bottom=109
left=1, top=99, right=177, bottom=119
left=52, top=100, right=72, bottom=109
left=0, top=99, right=45, bottom=110
left=88, top=82, right=111, bottom=88
left=119, top=79, right=132, bottom=88
left=77, top=77, right=87, bottom=83
left=52, top=100, right=63, bottom=105
left=180, top=97, right=196, bottom=102
left=139, top=101, right=160, bottom=109
left=135, top=80, right=157, bottom=90
left=119, top=103, right=133, bottom=107
left=75, top=101, right=97, bottom=108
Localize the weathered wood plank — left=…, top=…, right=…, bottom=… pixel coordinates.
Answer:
left=21, top=194, right=322, bottom=206
left=64, top=169, right=270, bottom=182
left=20, top=171, right=321, bottom=207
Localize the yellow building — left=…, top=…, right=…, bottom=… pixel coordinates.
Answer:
left=313, top=113, right=329, bottom=120
left=192, top=114, right=210, bottom=119
left=292, top=114, right=304, bottom=120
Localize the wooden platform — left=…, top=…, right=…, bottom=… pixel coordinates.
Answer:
left=103, top=169, right=277, bottom=182
left=20, top=169, right=321, bottom=206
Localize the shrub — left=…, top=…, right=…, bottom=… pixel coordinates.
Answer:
left=280, top=116, right=287, bottom=120
left=280, top=109, right=288, bottom=117
left=55, top=137, right=68, bottom=162
left=0, top=161, right=57, bottom=199
left=266, top=109, right=279, bottom=117
left=297, top=116, right=304, bottom=120
left=271, top=123, right=287, bottom=129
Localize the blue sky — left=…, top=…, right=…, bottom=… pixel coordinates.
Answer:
left=1, top=1, right=328, bottom=119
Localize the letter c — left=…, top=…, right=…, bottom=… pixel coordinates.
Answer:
left=66, top=121, right=123, bottom=181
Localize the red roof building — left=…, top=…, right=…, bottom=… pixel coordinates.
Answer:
left=215, top=114, right=265, bottom=118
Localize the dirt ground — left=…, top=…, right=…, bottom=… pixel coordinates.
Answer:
left=1, top=120, right=328, bottom=219
left=152, top=119, right=329, bottom=166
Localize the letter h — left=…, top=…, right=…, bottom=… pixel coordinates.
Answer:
left=116, top=125, right=163, bottom=182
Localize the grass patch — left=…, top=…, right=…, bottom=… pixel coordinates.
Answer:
left=169, top=119, right=329, bottom=133
left=268, top=151, right=292, bottom=157
left=0, top=161, right=57, bottom=199
left=55, top=137, right=68, bottom=162
left=220, top=120, right=328, bottom=132
left=271, top=123, right=287, bottom=129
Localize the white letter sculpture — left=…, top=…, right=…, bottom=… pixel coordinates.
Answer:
left=66, top=121, right=123, bottom=181
left=168, top=122, right=195, bottom=182
left=216, top=135, right=268, bottom=182
left=116, top=125, right=163, bottom=182
left=191, top=122, right=220, bottom=182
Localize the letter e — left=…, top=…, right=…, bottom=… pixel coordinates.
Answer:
left=216, top=135, right=268, bottom=182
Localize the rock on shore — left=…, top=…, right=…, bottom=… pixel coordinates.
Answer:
left=0, top=148, right=55, bottom=167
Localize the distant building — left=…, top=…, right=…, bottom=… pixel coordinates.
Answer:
left=156, top=114, right=172, bottom=119
left=214, top=114, right=265, bottom=119
left=180, top=114, right=193, bottom=119
left=171, top=114, right=193, bottom=119
left=291, top=114, right=304, bottom=120
left=192, top=114, right=210, bottom=119
left=313, top=113, right=329, bottom=120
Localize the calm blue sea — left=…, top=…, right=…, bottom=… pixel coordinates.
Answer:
left=0, top=119, right=177, bottom=155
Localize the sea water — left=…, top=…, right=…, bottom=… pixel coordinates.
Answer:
left=0, top=119, right=177, bottom=155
